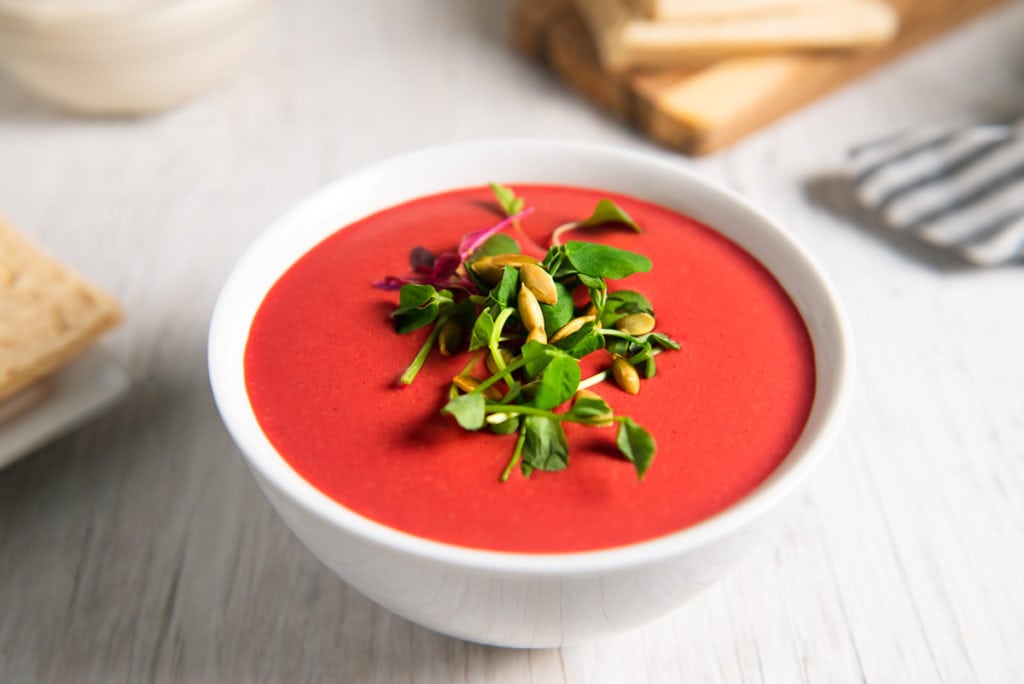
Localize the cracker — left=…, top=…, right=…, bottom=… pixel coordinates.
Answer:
left=574, top=0, right=899, bottom=71
left=626, top=0, right=851, bottom=20
left=0, top=218, right=122, bottom=402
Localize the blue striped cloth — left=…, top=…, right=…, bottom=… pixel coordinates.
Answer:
left=848, top=120, right=1024, bottom=266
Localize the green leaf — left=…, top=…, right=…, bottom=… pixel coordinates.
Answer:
left=605, top=336, right=634, bottom=357
left=474, top=233, right=520, bottom=258
left=602, top=290, right=653, bottom=327
left=489, top=182, right=525, bottom=217
left=564, top=241, right=651, bottom=280
left=632, top=346, right=657, bottom=379
left=469, top=309, right=494, bottom=351
left=533, top=351, right=581, bottom=410
left=523, top=343, right=558, bottom=382
left=392, top=284, right=450, bottom=334
left=541, top=245, right=573, bottom=279
left=553, top=321, right=604, bottom=359
left=489, top=267, right=520, bottom=308
left=442, top=392, right=486, bottom=430
left=540, top=281, right=573, bottom=336
left=578, top=199, right=642, bottom=232
left=521, top=415, right=569, bottom=472
left=616, top=417, right=656, bottom=479
left=564, top=395, right=614, bottom=425
left=577, top=274, right=607, bottom=317
left=647, top=331, right=681, bottom=351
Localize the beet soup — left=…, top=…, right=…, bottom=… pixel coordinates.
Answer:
left=244, top=184, right=816, bottom=553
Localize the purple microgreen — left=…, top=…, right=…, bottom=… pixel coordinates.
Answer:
left=409, top=246, right=436, bottom=272
left=432, top=252, right=462, bottom=279
left=374, top=275, right=409, bottom=291
left=458, top=207, right=535, bottom=262
left=374, top=252, right=476, bottom=292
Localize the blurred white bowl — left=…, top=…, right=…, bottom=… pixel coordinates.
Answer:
left=0, top=0, right=272, bottom=114
left=208, top=139, right=856, bottom=648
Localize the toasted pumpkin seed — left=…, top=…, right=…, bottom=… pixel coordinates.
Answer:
left=518, top=285, right=545, bottom=333
left=520, top=263, right=558, bottom=305
left=550, top=314, right=596, bottom=343
left=469, top=256, right=503, bottom=285
left=612, top=356, right=640, bottom=395
left=526, top=326, right=548, bottom=345
left=452, top=374, right=503, bottom=401
left=573, top=389, right=604, bottom=403
left=437, top=318, right=465, bottom=356
left=492, top=253, right=541, bottom=268
left=616, top=312, right=656, bottom=336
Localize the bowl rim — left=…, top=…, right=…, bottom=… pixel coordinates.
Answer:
left=208, top=138, right=855, bottom=576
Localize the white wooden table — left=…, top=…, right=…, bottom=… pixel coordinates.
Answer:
left=2, top=1, right=1022, bottom=681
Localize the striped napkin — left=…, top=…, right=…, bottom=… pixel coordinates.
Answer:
left=847, top=120, right=1024, bottom=266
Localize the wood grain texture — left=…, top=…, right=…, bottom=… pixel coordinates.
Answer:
left=1, top=0, right=1023, bottom=681
left=516, top=0, right=1011, bottom=154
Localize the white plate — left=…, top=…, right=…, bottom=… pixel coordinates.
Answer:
left=0, top=347, right=130, bottom=470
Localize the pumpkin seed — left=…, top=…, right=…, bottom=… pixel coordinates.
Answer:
left=526, top=326, right=548, bottom=345
left=550, top=314, right=596, bottom=343
left=573, top=389, right=604, bottom=403
left=518, top=285, right=545, bottom=333
left=616, top=312, right=656, bottom=336
left=437, top=318, right=465, bottom=356
left=492, top=253, right=541, bottom=268
left=519, top=263, right=558, bottom=305
left=612, top=356, right=640, bottom=395
left=452, top=374, right=502, bottom=401
left=469, top=256, right=503, bottom=285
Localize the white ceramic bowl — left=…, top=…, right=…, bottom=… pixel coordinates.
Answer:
left=0, top=0, right=272, bottom=114
left=208, top=140, right=855, bottom=648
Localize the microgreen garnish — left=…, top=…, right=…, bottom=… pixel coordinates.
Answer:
left=490, top=182, right=525, bottom=217
left=551, top=198, right=643, bottom=246
left=379, top=184, right=680, bottom=480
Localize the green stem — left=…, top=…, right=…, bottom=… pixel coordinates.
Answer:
left=598, top=328, right=648, bottom=347
left=500, top=430, right=527, bottom=482
left=488, top=307, right=516, bottom=372
left=484, top=402, right=622, bottom=427
left=399, top=314, right=449, bottom=385
left=471, top=347, right=550, bottom=395
left=458, top=352, right=482, bottom=377
left=486, top=403, right=556, bottom=420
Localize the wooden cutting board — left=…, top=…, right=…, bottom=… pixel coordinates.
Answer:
left=513, top=0, right=1008, bottom=155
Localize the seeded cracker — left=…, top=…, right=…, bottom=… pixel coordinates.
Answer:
left=0, top=218, right=121, bottom=402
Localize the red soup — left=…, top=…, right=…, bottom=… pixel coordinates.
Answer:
left=244, top=184, right=816, bottom=553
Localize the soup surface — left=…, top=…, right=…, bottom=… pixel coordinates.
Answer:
left=245, top=185, right=815, bottom=552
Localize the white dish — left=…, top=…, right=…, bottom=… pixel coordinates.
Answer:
left=0, top=347, right=130, bottom=470
left=0, top=0, right=273, bottom=114
left=208, top=139, right=856, bottom=648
